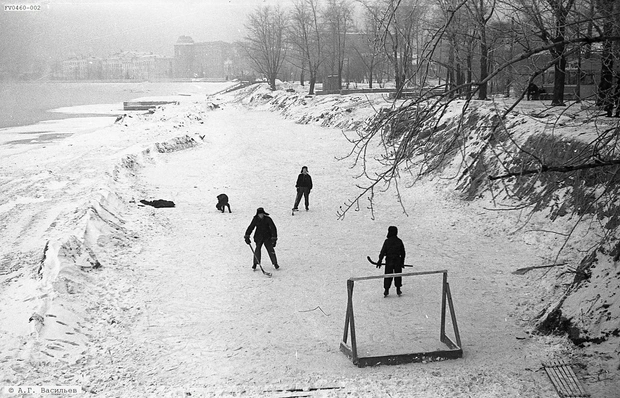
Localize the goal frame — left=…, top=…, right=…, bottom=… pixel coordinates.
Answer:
left=339, top=269, right=462, bottom=367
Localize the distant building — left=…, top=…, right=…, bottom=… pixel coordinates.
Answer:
left=174, top=35, right=195, bottom=79
left=173, top=35, right=242, bottom=80
left=103, top=51, right=172, bottom=80
left=193, top=41, right=228, bottom=79
left=61, top=51, right=172, bottom=81
left=60, top=35, right=247, bottom=81
left=62, top=56, right=102, bottom=80
left=155, top=57, right=174, bottom=79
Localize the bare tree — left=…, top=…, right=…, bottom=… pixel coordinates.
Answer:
left=354, top=1, right=388, bottom=88
left=434, top=0, right=475, bottom=96
left=337, top=19, right=620, bottom=219
left=517, top=0, right=578, bottom=106
left=323, top=0, right=355, bottom=89
left=466, top=0, right=497, bottom=100
left=594, top=0, right=619, bottom=111
left=289, top=0, right=325, bottom=95
left=244, top=5, right=289, bottom=91
left=365, top=0, right=430, bottom=97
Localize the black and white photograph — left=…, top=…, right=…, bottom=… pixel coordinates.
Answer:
left=1, top=0, right=619, bottom=396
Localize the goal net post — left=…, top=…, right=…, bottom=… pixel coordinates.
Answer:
left=339, top=269, right=462, bottom=367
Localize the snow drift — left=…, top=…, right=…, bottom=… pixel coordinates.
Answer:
left=2, top=104, right=206, bottom=366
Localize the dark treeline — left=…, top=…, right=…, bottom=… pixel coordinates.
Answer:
left=242, top=0, right=620, bottom=106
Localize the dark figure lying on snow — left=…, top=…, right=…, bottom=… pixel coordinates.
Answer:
left=216, top=193, right=231, bottom=213
left=140, top=199, right=175, bottom=208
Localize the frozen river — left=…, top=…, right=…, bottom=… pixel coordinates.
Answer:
left=0, top=80, right=230, bottom=129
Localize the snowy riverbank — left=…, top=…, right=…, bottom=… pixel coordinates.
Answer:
left=1, top=82, right=618, bottom=397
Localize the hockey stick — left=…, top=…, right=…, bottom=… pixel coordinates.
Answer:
left=367, top=256, right=413, bottom=268
left=248, top=243, right=272, bottom=277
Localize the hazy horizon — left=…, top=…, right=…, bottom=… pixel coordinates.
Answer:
left=1, top=0, right=285, bottom=71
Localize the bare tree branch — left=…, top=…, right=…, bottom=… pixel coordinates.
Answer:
left=488, top=159, right=620, bottom=181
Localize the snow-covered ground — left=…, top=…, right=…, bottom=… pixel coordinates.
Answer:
left=0, top=82, right=617, bottom=397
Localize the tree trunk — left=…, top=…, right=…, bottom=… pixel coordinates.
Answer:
left=551, top=38, right=567, bottom=106
left=596, top=16, right=614, bottom=107
left=466, top=51, right=473, bottom=98
left=478, top=36, right=488, bottom=100
left=576, top=48, right=581, bottom=102
left=549, top=2, right=572, bottom=107
left=585, top=0, right=594, bottom=59
left=393, top=43, right=403, bottom=98
left=456, top=63, right=463, bottom=96
left=309, top=75, right=316, bottom=95
left=300, top=59, right=305, bottom=86
left=447, top=45, right=455, bottom=97
left=269, top=74, right=277, bottom=91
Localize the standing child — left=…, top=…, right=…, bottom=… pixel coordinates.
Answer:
left=292, top=166, right=313, bottom=212
left=244, top=207, right=279, bottom=270
left=377, top=226, right=406, bottom=297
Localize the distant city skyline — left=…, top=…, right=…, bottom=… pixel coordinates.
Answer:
left=56, top=38, right=245, bottom=81
left=0, top=0, right=287, bottom=72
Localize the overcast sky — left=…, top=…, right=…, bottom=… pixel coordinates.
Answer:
left=0, top=0, right=287, bottom=69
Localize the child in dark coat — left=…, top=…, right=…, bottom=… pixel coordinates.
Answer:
left=244, top=207, right=279, bottom=270
left=377, top=226, right=406, bottom=297
left=293, top=166, right=313, bottom=212
left=216, top=193, right=231, bottom=213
